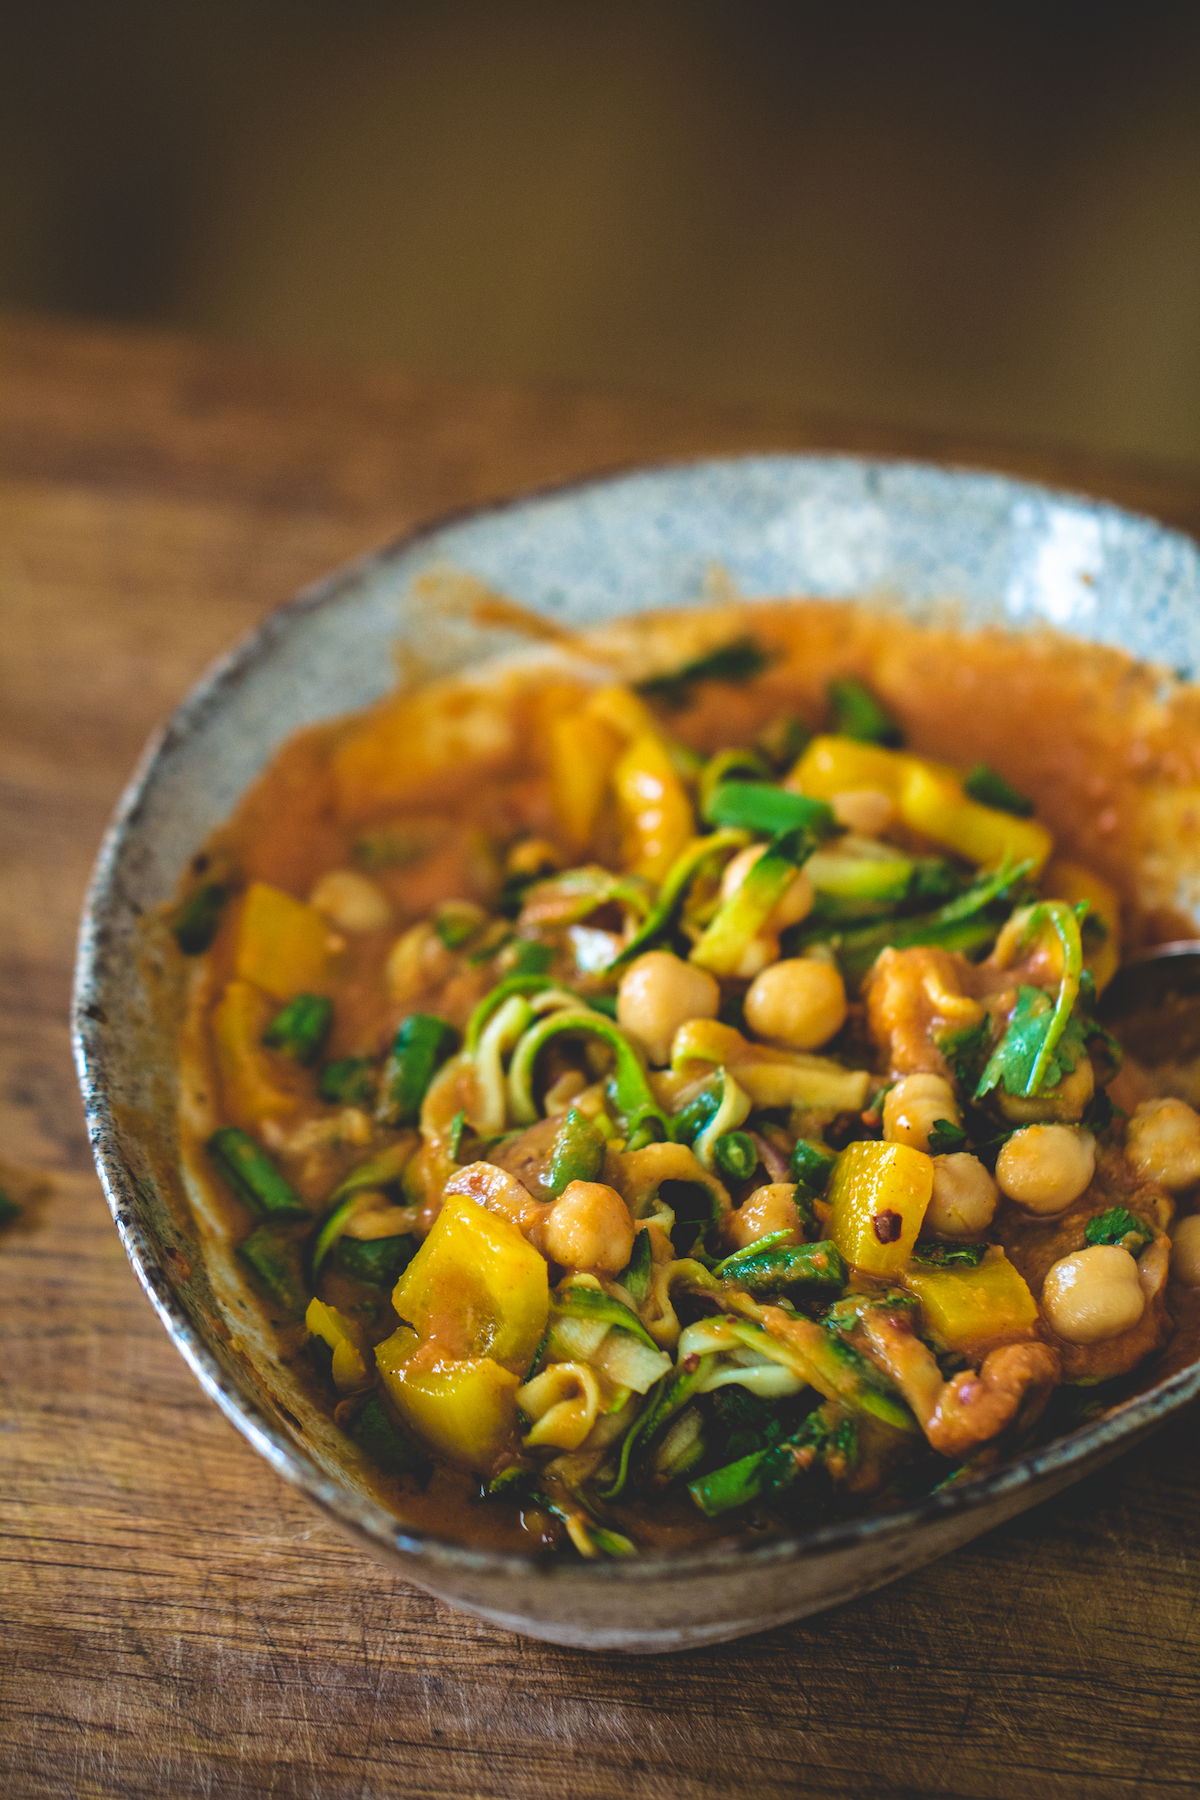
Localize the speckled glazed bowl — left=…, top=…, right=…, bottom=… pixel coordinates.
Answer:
left=74, top=456, right=1200, bottom=1653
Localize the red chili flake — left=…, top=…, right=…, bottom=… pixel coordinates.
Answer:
left=872, top=1209, right=904, bottom=1243
left=682, top=1353, right=700, bottom=1374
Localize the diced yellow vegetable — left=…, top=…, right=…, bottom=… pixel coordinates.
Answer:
left=613, top=731, right=695, bottom=883
left=549, top=710, right=623, bottom=851
left=392, top=1193, right=549, bottom=1374
left=789, top=735, right=914, bottom=799
left=305, top=1297, right=370, bottom=1392
left=1042, top=857, right=1121, bottom=992
left=586, top=683, right=662, bottom=744
left=332, top=681, right=516, bottom=819
left=669, top=1018, right=872, bottom=1111
left=899, top=762, right=1052, bottom=874
left=375, top=1327, right=520, bottom=1470
left=212, top=978, right=308, bottom=1129
left=235, top=881, right=332, bottom=1000
left=902, top=1253, right=1038, bottom=1350
left=828, top=1140, right=934, bottom=1276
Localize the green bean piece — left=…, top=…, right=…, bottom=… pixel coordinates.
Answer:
left=789, top=1138, right=838, bottom=1192
left=702, top=781, right=837, bottom=839
left=716, top=1238, right=848, bottom=1295
left=618, top=1227, right=655, bottom=1303
left=335, top=1233, right=418, bottom=1286
left=348, top=1396, right=431, bottom=1481
left=712, top=1131, right=758, bottom=1182
left=237, top=1226, right=309, bottom=1316
left=0, top=1187, right=22, bottom=1227
left=262, top=993, right=333, bottom=1067
left=827, top=676, right=903, bottom=747
left=962, top=763, right=1035, bottom=818
left=635, top=634, right=773, bottom=707
left=172, top=880, right=234, bottom=954
left=545, top=1108, right=606, bottom=1198
left=318, top=1056, right=377, bottom=1105
left=207, top=1127, right=309, bottom=1222
left=375, top=1013, right=460, bottom=1127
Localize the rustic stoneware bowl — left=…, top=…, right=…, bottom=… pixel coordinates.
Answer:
left=74, top=455, right=1200, bottom=1653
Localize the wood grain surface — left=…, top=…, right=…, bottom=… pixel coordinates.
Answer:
left=2, top=314, right=1198, bottom=1800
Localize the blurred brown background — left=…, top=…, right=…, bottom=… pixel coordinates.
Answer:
left=2, top=0, right=1198, bottom=466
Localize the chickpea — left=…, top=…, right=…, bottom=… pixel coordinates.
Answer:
left=831, top=788, right=897, bottom=836
left=1041, top=1244, right=1145, bottom=1344
left=882, top=1073, right=959, bottom=1153
left=617, top=950, right=719, bottom=1066
left=926, top=1154, right=999, bottom=1236
left=309, top=869, right=393, bottom=932
left=1125, top=1097, right=1200, bottom=1193
left=994, top=1054, right=1094, bottom=1125
left=725, top=1182, right=803, bottom=1250
left=994, top=1125, right=1095, bottom=1215
left=720, top=844, right=815, bottom=932
left=1172, top=1214, right=1200, bottom=1286
left=744, top=958, right=848, bottom=1051
left=541, top=1180, right=635, bottom=1273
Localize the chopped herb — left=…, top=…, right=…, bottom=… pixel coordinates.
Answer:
left=349, top=1396, right=431, bottom=1482
left=447, top=1109, right=467, bottom=1162
left=962, top=764, right=1036, bottom=817
left=172, top=880, right=234, bottom=954
left=1085, top=1207, right=1154, bottom=1254
left=975, top=986, right=1087, bottom=1103
left=1081, top=1087, right=1119, bottom=1135
left=318, top=1057, right=377, bottom=1106
left=636, top=635, right=774, bottom=707
left=262, top=993, right=333, bottom=1067
left=936, top=1016, right=993, bottom=1093
left=910, top=1238, right=988, bottom=1268
left=928, top=1119, right=969, bottom=1156
left=827, top=676, right=903, bottom=748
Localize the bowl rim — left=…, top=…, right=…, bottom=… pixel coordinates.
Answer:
left=72, top=448, right=1200, bottom=1588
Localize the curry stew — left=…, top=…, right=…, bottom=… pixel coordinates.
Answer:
left=173, top=599, right=1200, bottom=1556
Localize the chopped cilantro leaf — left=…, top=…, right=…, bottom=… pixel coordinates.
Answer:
left=936, top=1016, right=993, bottom=1093
left=975, top=986, right=1087, bottom=1102
left=1085, top=1207, right=1153, bottom=1254
left=636, top=636, right=774, bottom=708
left=962, top=764, right=1035, bottom=817
left=911, top=1239, right=988, bottom=1268
left=928, top=1119, right=969, bottom=1156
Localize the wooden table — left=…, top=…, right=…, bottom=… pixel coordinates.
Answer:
left=3, top=315, right=1198, bottom=1800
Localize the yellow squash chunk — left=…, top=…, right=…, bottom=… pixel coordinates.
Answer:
left=899, top=762, right=1052, bottom=874
left=235, top=881, right=332, bottom=1000
left=392, top=1192, right=549, bottom=1373
left=549, top=710, right=623, bottom=851
left=212, top=978, right=308, bottom=1129
left=305, top=1298, right=370, bottom=1393
left=375, top=1328, right=520, bottom=1471
left=1041, top=857, right=1121, bottom=992
left=331, top=681, right=516, bottom=819
left=586, top=683, right=662, bottom=744
left=828, top=1140, right=934, bottom=1276
left=613, top=731, right=695, bottom=883
left=902, top=1254, right=1038, bottom=1351
left=669, top=1018, right=872, bottom=1112
left=789, top=735, right=914, bottom=800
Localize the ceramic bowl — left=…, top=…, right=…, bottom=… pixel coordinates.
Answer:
left=73, top=455, right=1200, bottom=1653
